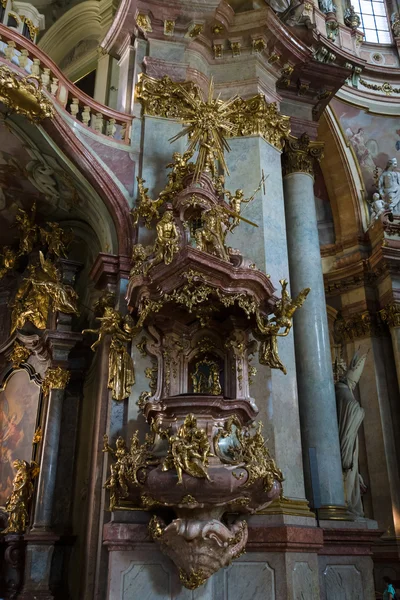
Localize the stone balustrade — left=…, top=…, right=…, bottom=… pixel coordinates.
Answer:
left=0, top=23, right=132, bottom=144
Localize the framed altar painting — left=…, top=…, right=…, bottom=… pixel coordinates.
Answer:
left=0, top=368, right=41, bottom=507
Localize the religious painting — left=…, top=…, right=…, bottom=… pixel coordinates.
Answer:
left=331, top=98, right=400, bottom=199
left=0, top=369, right=41, bottom=507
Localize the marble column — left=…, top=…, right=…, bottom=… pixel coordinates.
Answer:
left=225, top=135, right=306, bottom=502
left=94, top=49, right=111, bottom=106
left=380, top=302, right=400, bottom=389
left=282, top=134, right=346, bottom=515
left=32, top=371, right=70, bottom=530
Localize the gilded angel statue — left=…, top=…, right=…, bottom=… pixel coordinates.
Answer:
left=10, top=251, right=79, bottom=333
left=2, top=459, right=40, bottom=533
left=83, top=304, right=140, bottom=401
left=40, top=222, right=73, bottom=258
left=255, top=280, right=310, bottom=374
left=15, top=203, right=37, bottom=256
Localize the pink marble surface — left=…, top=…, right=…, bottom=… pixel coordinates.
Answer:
left=79, top=133, right=135, bottom=197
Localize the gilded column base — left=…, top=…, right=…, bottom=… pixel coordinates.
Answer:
left=318, top=505, right=354, bottom=521
left=259, top=497, right=315, bottom=518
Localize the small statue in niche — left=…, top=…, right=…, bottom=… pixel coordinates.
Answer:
left=195, top=207, right=229, bottom=261
left=2, top=459, right=39, bottom=533
left=83, top=300, right=140, bottom=401
left=10, top=251, right=79, bottom=333
left=149, top=209, right=180, bottom=269
left=369, top=192, right=387, bottom=222
left=335, top=350, right=368, bottom=517
left=378, top=158, right=400, bottom=213
left=15, top=203, right=37, bottom=256
left=161, top=414, right=212, bottom=484
left=191, top=357, right=222, bottom=395
left=255, top=280, right=310, bottom=374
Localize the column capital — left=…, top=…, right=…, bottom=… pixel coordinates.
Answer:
left=379, top=302, right=400, bottom=327
left=42, top=366, right=70, bottom=396
left=282, top=133, right=324, bottom=177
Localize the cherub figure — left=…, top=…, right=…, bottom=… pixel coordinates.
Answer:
left=131, top=177, right=164, bottom=229
left=255, top=280, right=310, bottom=374
left=160, top=150, right=194, bottom=202
left=16, top=203, right=37, bottom=256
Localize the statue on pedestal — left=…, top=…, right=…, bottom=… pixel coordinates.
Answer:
left=335, top=350, right=368, bottom=517
left=378, top=158, right=400, bottom=213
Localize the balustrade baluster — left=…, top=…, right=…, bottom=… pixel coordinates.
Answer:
left=94, top=112, right=104, bottom=134
left=106, top=118, right=116, bottom=138
left=5, top=41, right=16, bottom=61
left=82, top=105, right=91, bottom=127
left=41, top=67, right=50, bottom=90
left=50, top=77, right=58, bottom=96
left=18, top=48, right=29, bottom=69
left=70, top=97, right=79, bottom=119
left=31, top=58, right=40, bottom=76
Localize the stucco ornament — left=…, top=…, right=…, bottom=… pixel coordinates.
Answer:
left=378, top=158, right=400, bottom=213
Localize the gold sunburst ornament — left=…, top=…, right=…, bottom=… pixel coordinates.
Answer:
left=169, top=78, right=237, bottom=181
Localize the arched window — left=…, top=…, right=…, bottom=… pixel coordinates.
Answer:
left=352, top=0, right=391, bottom=43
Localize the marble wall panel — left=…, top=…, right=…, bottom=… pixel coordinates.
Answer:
left=293, top=561, right=319, bottom=600
left=319, top=556, right=375, bottom=600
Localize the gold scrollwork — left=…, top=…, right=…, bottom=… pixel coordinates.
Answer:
left=0, top=66, right=54, bottom=123
left=9, top=342, right=31, bottom=368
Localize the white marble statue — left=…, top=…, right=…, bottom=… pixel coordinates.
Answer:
left=335, top=350, right=368, bottom=517
left=370, top=192, right=387, bottom=222
left=378, top=158, right=400, bottom=213
left=318, top=0, right=336, bottom=13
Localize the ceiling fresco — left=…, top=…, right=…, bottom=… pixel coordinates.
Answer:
left=331, top=97, right=400, bottom=200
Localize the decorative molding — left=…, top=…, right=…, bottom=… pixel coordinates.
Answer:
left=282, top=133, right=324, bottom=177
left=135, top=74, right=290, bottom=151
left=42, top=366, right=70, bottom=396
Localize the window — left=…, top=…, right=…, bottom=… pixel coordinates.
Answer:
left=353, top=0, right=391, bottom=43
